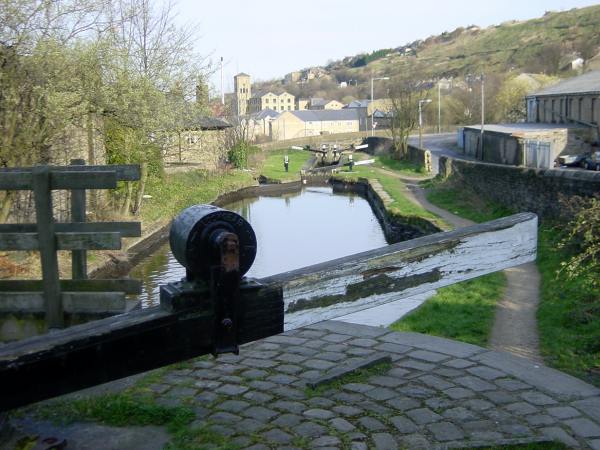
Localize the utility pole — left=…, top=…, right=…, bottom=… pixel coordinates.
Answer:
left=371, top=77, right=389, bottom=136
left=480, top=73, right=485, bottom=157
left=220, top=57, right=224, bottom=105
left=438, top=81, right=441, bottom=134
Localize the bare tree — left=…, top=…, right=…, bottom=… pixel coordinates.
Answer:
left=387, top=73, right=430, bottom=159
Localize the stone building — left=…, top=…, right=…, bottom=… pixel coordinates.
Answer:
left=525, top=70, right=599, bottom=137
left=248, top=91, right=295, bottom=113
left=460, top=123, right=592, bottom=169
left=269, top=109, right=360, bottom=141
left=163, top=117, right=232, bottom=172
left=233, top=73, right=251, bottom=116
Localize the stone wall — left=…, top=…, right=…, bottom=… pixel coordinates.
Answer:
left=163, top=129, right=228, bottom=173
left=439, top=156, right=600, bottom=219
left=331, top=178, right=441, bottom=243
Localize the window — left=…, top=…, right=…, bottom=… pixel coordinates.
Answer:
left=287, top=105, right=291, bottom=110
left=287, top=98, right=291, bottom=103
left=265, top=98, right=269, bottom=103
left=578, top=98, right=583, bottom=120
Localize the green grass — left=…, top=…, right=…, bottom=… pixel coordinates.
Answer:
left=537, top=226, right=600, bottom=386
left=377, top=155, right=427, bottom=176
left=424, top=180, right=514, bottom=223
left=335, top=154, right=445, bottom=227
left=390, top=272, right=506, bottom=347
left=141, top=169, right=255, bottom=224
left=259, top=148, right=310, bottom=182
left=389, top=179, right=510, bottom=346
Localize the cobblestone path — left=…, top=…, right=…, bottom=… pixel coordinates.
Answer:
left=9, top=321, right=600, bottom=449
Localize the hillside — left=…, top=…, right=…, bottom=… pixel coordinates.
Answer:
left=255, top=5, right=600, bottom=104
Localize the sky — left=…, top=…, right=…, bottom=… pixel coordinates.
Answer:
left=171, top=0, right=600, bottom=94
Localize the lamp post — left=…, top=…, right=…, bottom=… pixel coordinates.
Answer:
left=371, top=76, right=390, bottom=136
left=418, top=99, right=432, bottom=149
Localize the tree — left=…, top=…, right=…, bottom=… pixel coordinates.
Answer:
left=387, top=72, right=430, bottom=159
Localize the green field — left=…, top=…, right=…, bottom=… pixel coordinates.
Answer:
left=258, top=148, right=310, bottom=182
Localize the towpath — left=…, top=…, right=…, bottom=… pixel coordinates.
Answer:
left=378, top=166, right=543, bottom=363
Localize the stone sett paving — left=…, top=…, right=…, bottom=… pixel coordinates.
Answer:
left=149, top=321, right=600, bottom=449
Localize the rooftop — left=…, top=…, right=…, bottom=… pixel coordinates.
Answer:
left=289, top=109, right=360, bottom=122
left=464, top=122, right=584, bottom=135
left=528, top=70, right=600, bottom=96
left=252, top=108, right=280, bottom=120
left=184, top=116, right=232, bottom=130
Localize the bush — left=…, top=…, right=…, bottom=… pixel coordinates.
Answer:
left=227, top=140, right=259, bottom=169
left=558, top=194, right=600, bottom=290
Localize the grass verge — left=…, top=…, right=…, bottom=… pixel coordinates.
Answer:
left=390, top=179, right=510, bottom=346
left=258, top=148, right=310, bottom=182
left=140, top=169, right=255, bottom=224
left=423, top=178, right=599, bottom=385
left=537, top=226, right=600, bottom=386
left=390, top=272, right=506, bottom=347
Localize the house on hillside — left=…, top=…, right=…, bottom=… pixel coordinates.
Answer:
left=163, top=117, right=232, bottom=171
left=268, top=109, right=360, bottom=141
left=345, top=99, right=393, bottom=132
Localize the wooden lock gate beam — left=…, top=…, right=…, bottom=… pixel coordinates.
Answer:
left=0, top=212, right=538, bottom=411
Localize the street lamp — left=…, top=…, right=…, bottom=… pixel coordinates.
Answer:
left=418, top=99, right=432, bottom=149
left=371, top=76, right=390, bottom=136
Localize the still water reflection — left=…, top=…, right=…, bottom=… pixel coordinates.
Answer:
left=131, top=186, right=388, bottom=307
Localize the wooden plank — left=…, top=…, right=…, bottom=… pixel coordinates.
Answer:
left=0, top=222, right=141, bottom=237
left=0, top=171, right=117, bottom=190
left=51, top=171, right=117, bottom=190
left=0, top=232, right=121, bottom=250
left=0, top=164, right=140, bottom=181
left=71, top=158, right=87, bottom=279
left=257, top=212, right=538, bottom=331
left=0, top=233, right=38, bottom=250
left=0, top=172, right=32, bottom=190
left=0, top=292, right=125, bottom=314
left=56, top=232, right=121, bottom=250
left=0, top=279, right=142, bottom=294
left=32, top=167, right=63, bottom=328
left=0, top=283, right=283, bottom=411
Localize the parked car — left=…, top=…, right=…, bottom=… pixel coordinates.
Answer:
left=555, top=153, right=586, bottom=167
left=581, top=151, right=600, bottom=171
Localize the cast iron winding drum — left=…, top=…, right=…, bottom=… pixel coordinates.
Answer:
left=169, top=204, right=257, bottom=281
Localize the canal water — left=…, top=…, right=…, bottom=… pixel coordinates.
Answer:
left=130, top=186, right=388, bottom=307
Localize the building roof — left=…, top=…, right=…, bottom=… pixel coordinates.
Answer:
left=463, top=123, right=584, bottom=135
left=253, top=109, right=280, bottom=120
left=235, top=72, right=251, bottom=78
left=310, top=97, right=326, bottom=107
left=345, top=99, right=371, bottom=108
left=528, top=70, right=600, bottom=97
left=251, top=90, right=293, bottom=99
left=184, top=116, right=232, bottom=130
left=288, top=109, right=360, bottom=122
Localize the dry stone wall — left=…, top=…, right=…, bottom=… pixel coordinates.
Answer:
left=439, top=156, right=600, bottom=219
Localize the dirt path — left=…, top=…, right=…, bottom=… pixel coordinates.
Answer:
left=379, top=168, right=543, bottom=363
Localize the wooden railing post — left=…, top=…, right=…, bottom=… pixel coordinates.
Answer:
left=32, top=166, right=64, bottom=328
left=70, top=159, right=87, bottom=279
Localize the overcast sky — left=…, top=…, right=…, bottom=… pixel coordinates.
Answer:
left=172, top=0, right=600, bottom=94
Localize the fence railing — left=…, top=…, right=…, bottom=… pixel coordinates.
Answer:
left=0, top=161, right=142, bottom=328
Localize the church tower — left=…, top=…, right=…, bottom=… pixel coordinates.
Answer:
left=233, top=73, right=251, bottom=116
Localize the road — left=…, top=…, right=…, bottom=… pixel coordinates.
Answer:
left=408, top=132, right=475, bottom=174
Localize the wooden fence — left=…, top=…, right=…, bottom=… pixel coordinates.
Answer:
left=0, top=161, right=142, bottom=328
